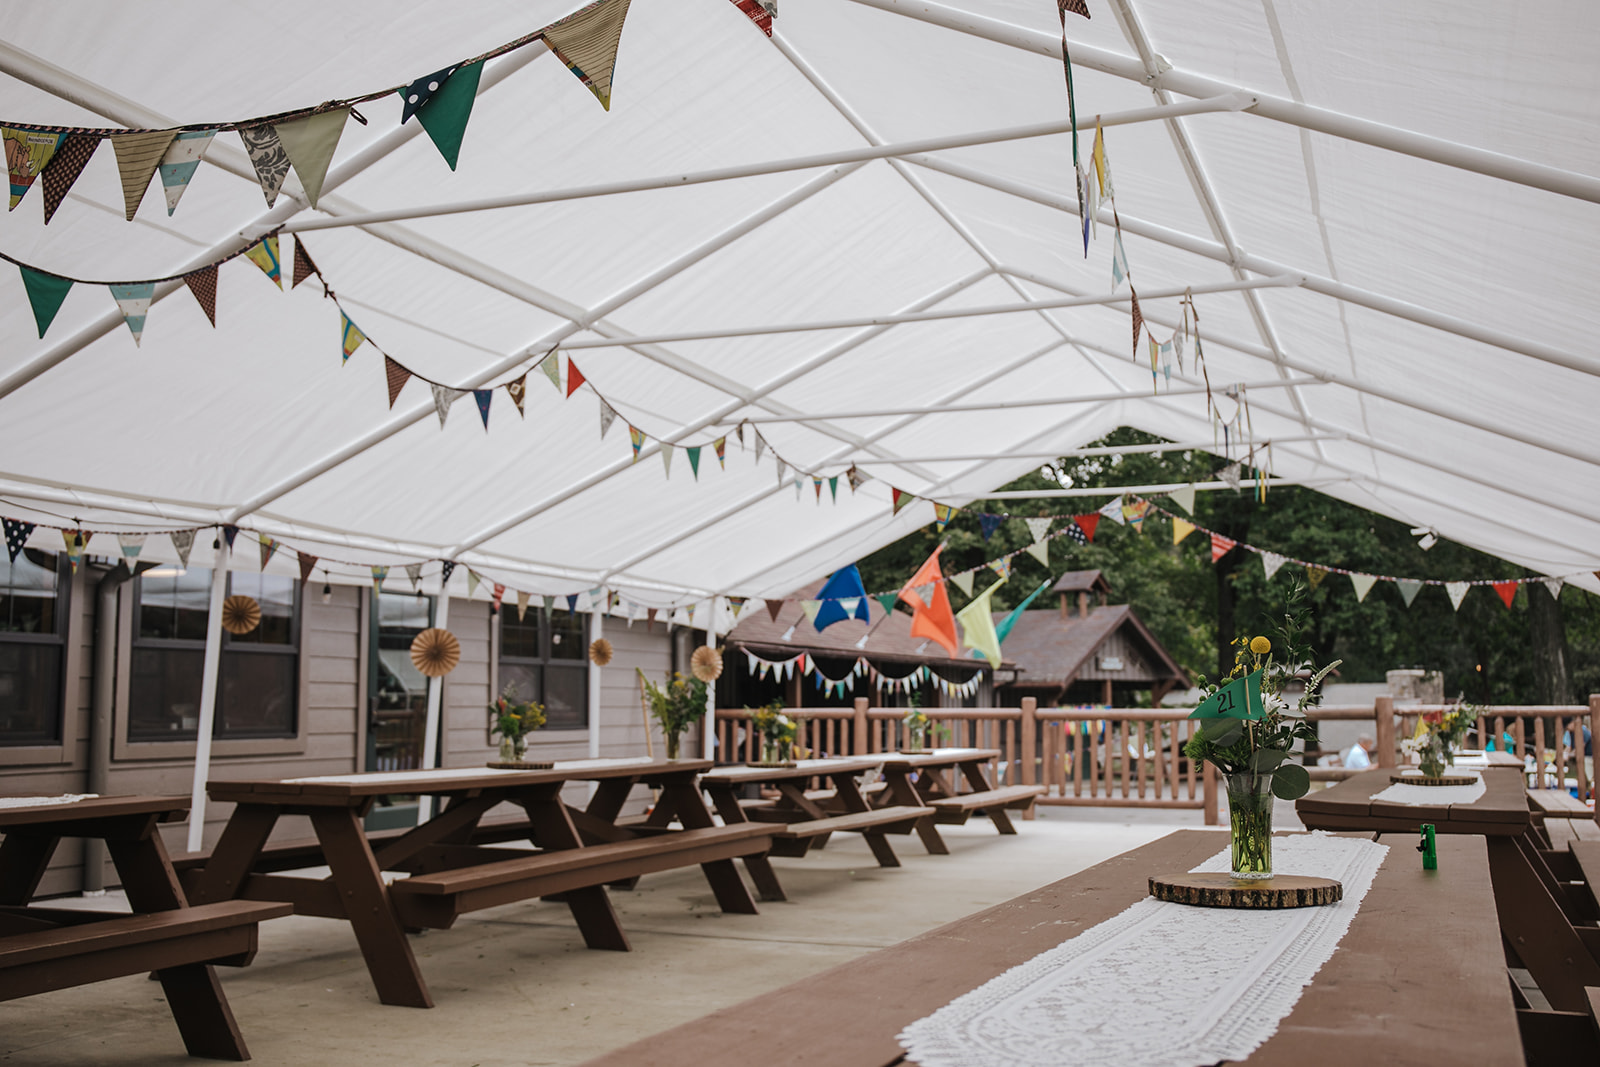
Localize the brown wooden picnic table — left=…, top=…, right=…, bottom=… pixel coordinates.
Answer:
left=0, top=795, right=289, bottom=1060
left=579, top=828, right=1521, bottom=1067
left=873, top=747, right=1044, bottom=853
left=186, top=758, right=771, bottom=1008
left=700, top=757, right=931, bottom=901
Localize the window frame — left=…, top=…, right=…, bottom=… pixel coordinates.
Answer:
left=491, top=607, right=590, bottom=738
left=0, top=551, right=76, bottom=763
left=116, top=569, right=310, bottom=759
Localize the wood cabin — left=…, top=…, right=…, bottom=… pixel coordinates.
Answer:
left=991, top=570, right=1189, bottom=708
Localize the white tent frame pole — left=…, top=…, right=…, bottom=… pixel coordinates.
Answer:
left=0, top=41, right=545, bottom=404
left=596, top=337, right=1079, bottom=585
left=845, top=0, right=1600, bottom=205
left=416, top=588, right=450, bottom=822
left=553, top=275, right=1296, bottom=348
left=441, top=268, right=994, bottom=558
left=280, top=93, right=1250, bottom=234
left=839, top=435, right=1338, bottom=463
left=913, top=153, right=1598, bottom=381
left=186, top=539, right=230, bottom=854
left=728, top=376, right=1322, bottom=423
left=995, top=261, right=1600, bottom=468
left=588, top=592, right=604, bottom=761
left=702, top=598, right=718, bottom=761
left=225, top=162, right=867, bottom=525
left=969, top=478, right=1345, bottom=500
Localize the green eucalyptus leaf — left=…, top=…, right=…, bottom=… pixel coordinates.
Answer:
left=1200, top=718, right=1244, bottom=746
left=1250, top=748, right=1289, bottom=772
left=1272, top=762, right=1311, bottom=800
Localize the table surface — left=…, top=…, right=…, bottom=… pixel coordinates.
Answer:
left=1297, top=766, right=1531, bottom=834
left=0, top=794, right=189, bottom=829
left=208, top=757, right=710, bottom=800
left=873, top=748, right=999, bottom=769
left=700, top=757, right=884, bottom=785
left=580, top=829, right=1522, bottom=1067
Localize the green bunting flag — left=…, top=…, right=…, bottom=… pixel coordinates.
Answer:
left=686, top=445, right=701, bottom=480
left=954, top=577, right=1006, bottom=668
left=1189, top=669, right=1265, bottom=721
left=875, top=592, right=899, bottom=616
left=412, top=61, right=483, bottom=170
left=275, top=108, right=348, bottom=210
left=20, top=265, right=72, bottom=338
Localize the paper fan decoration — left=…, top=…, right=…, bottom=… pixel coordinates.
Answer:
left=588, top=638, right=614, bottom=666
left=410, top=627, right=461, bottom=678
left=220, top=595, right=261, bottom=634
left=690, top=645, right=724, bottom=682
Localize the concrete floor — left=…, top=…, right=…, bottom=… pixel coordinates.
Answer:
left=0, top=804, right=1299, bottom=1066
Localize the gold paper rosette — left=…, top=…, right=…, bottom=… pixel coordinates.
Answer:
left=410, top=627, right=461, bottom=677
left=588, top=638, right=613, bottom=666
left=220, top=595, right=261, bottom=634
left=690, top=645, right=723, bottom=682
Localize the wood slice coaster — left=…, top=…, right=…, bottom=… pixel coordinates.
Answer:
left=746, top=761, right=799, bottom=769
left=485, top=760, right=555, bottom=770
left=1390, top=773, right=1477, bottom=786
left=1149, top=872, right=1343, bottom=909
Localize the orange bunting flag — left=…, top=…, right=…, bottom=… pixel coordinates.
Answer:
left=1210, top=532, right=1235, bottom=563
left=1492, top=580, right=1518, bottom=609
left=899, top=546, right=959, bottom=656
left=565, top=358, right=587, bottom=398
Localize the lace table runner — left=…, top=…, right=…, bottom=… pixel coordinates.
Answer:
left=898, top=832, right=1388, bottom=1067
left=0, top=793, right=97, bottom=809
left=1371, top=772, right=1485, bottom=807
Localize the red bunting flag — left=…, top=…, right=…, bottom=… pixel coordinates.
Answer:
left=891, top=487, right=913, bottom=515
left=1492, top=580, right=1518, bottom=609
left=1074, top=513, right=1100, bottom=542
left=565, top=359, right=587, bottom=398
left=1210, top=532, right=1235, bottom=563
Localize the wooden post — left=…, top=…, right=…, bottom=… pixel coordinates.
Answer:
left=853, top=698, right=869, bottom=756
left=1202, top=760, right=1218, bottom=826
left=1374, top=696, right=1396, bottom=769
left=1021, top=698, right=1037, bottom=820
left=1590, top=695, right=1599, bottom=824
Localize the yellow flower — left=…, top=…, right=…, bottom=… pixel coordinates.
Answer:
left=1249, top=636, right=1272, bottom=655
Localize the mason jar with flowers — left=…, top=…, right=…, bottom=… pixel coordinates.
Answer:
left=750, top=701, right=798, bottom=765
left=903, top=694, right=931, bottom=752
left=1183, top=588, right=1335, bottom=880
left=639, top=669, right=706, bottom=760
left=1401, top=704, right=1475, bottom=778
left=489, top=685, right=546, bottom=762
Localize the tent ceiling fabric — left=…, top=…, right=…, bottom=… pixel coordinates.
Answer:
left=0, top=0, right=1596, bottom=607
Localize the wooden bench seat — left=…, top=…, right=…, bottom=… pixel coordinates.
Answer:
left=768, top=805, right=930, bottom=840
left=927, top=785, right=1044, bottom=827
left=1530, top=790, right=1593, bottom=816
left=0, top=900, right=291, bottom=1001
left=172, top=817, right=542, bottom=875
left=388, top=823, right=773, bottom=929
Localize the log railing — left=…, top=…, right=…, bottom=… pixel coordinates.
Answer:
left=713, top=694, right=1600, bottom=826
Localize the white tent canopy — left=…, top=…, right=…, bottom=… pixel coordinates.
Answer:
left=2, top=0, right=1597, bottom=609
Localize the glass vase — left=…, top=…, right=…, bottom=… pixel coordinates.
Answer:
left=1225, top=771, right=1275, bottom=880
left=907, top=723, right=927, bottom=752
left=498, top=737, right=516, bottom=762
left=1418, top=744, right=1448, bottom=778
left=665, top=731, right=681, bottom=761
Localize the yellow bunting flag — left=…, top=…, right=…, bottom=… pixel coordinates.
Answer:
left=244, top=235, right=283, bottom=289
left=1172, top=517, right=1194, bottom=544
left=954, top=577, right=1007, bottom=668
left=541, top=0, right=635, bottom=111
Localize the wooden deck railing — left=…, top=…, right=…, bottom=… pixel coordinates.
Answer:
left=713, top=694, right=1600, bottom=826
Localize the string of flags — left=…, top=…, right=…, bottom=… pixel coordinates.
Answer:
left=0, top=0, right=777, bottom=228
left=741, top=649, right=982, bottom=699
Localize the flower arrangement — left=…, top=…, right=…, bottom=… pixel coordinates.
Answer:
left=750, top=701, right=798, bottom=764
left=1183, top=585, right=1338, bottom=878
left=489, top=685, right=546, bottom=761
left=638, top=669, right=706, bottom=760
left=1401, top=704, right=1476, bottom=778
left=903, top=695, right=930, bottom=752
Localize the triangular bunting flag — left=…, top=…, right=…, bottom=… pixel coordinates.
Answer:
left=875, top=593, right=898, bottom=616
left=753, top=431, right=767, bottom=464
left=1026, top=540, right=1049, bottom=566
left=340, top=312, right=365, bottom=362
left=955, top=577, right=1007, bottom=668
left=492, top=583, right=506, bottom=614
left=1540, top=576, right=1564, bottom=600
left=934, top=502, right=958, bottom=530
left=111, top=129, right=176, bottom=220
left=170, top=529, right=194, bottom=568
left=431, top=384, right=463, bottom=427
left=801, top=599, right=823, bottom=626
left=474, top=389, right=493, bottom=430
left=405, top=562, right=424, bottom=589
left=813, top=476, right=823, bottom=502
left=828, top=475, right=839, bottom=503
left=891, top=487, right=913, bottom=515
left=274, top=108, right=348, bottom=209
left=775, top=458, right=786, bottom=486
left=61, top=529, right=86, bottom=573
left=1305, top=565, right=1328, bottom=590
left=1074, top=514, right=1100, bottom=542
left=1111, top=227, right=1129, bottom=289
left=108, top=282, right=155, bottom=345
left=540, top=349, right=561, bottom=391
left=3, top=518, right=34, bottom=562
left=729, top=0, right=777, bottom=35
left=542, top=0, right=634, bottom=110
left=951, top=571, right=975, bottom=597
left=900, top=547, right=960, bottom=656
left=400, top=65, right=457, bottom=124
left=384, top=357, right=411, bottom=408
left=813, top=566, right=871, bottom=630
left=507, top=374, right=527, bottom=417
left=847, top=464, right=867, bottom=492
left=467, top=570, right=481, bottom=598
left=1169, top=484, right=1196, bottom=515
left=991, top=555, right=1012, bottom=581
left=1061, top=521, right=1087, bottom=546
left=297, top=551, right=318, bottom=584
left=714, top=436, right=727, bottom=469
left=1349, top=573, right=1378, bottom=602
left=258, top=534, right=279, bottom=571
left=1261, top=552, right=1286, bottom=580
left=1099, top=496, right=1125, bottom=525
left=40, top=132, right=97, bottom=223
left=222, top=525, right=239, bottom=549
left=1025, top=516, right=1052, bottom=543
left=687, top=446, right=702, bottom=480
left=1446, top=581, right=1469, bottom=611
left=516, top=590, right=530, bottom=620
left=660, top=441, right=673, bottom=477
left=4, top=127, right=63, bottom=210
left=244, top=235, right=283, bottom=289
left=1219, top=463, right=1243, bottom=490
left=239, top=125, right=291, bottom=207
left=629, top=425, right=645, bottom=461
left=1492, top=580, right=1518, bottom=609
left=440, top=560, right=456, bottom=585
left=1396, top=579, right=1423, bottom=607
left=1129, top=287, right=1142, bottom=358
left=371, top=566, right=388, bottom=594
left=19, top=265, right=72, bottom=338
left=117, top=533, right=146, bottom=563
left=599, top=399, right=617, bottom=438
left=1210, top=532, right=1235, bottom=563
left=1122, top=499, right=1151, bottom=529
left=291, top=239, right=319, bottom=288
left=975, top=514, right=1003, bottom=542
left=158, top=129, right=215, bottom=216
left=412, top=61, right=483, bottom=170
left=565, top=358, right=587, bottom=398
left=765, top=599, right=786, bottom=623
left=1172, top=517, right=1195, bottom=545
left=183, top=265, right=217, bottom=327
left=565, top=593, right=578, bottom=613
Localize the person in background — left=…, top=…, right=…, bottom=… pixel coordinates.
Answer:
left=1344, top=734, right=1374, bottom=770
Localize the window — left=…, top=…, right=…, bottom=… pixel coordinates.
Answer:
left=368, top=593, right=432, bottom=773
left=498, top=608, right=587, bottom=730
left=0, top=550, right=68, bottom=746
left=129, top=568, right=299, bottom=741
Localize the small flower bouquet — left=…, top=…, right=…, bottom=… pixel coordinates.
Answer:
left=1401, top=704, right=1476, bottom=778
left=749, top=701, right=798, bottom=765
left=489, top=685, right=546, bottom=763
left=903, top=707, right=930, bottom=752
left=639, top=669, right=706, bottom=760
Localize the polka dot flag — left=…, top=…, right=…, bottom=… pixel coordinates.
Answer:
left=3, top=518, right=34, bottom=562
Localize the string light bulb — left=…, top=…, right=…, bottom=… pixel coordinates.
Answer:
left=321, top=572, right=333, bottom=605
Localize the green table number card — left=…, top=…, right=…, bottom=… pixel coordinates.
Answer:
left=1188, top=669, right=1266, bottom=720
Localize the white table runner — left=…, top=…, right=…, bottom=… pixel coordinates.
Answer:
left=898, top=832, right=1388, bottom=1067
left=0, top=794, right=97, bottom=809
left=1372, top=769, right=1485, bottom=807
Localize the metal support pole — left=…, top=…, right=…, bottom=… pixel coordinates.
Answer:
left=417, top=583, right=451, bottom=822
left=589, top=592, right=604, bottom=761
left=703, top=598, right=719, bottom=762
left=186, top=540, right=230, bottom=854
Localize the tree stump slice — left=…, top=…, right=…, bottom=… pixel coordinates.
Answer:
left=1149, top=872, right=1342, bottom=909
left=1390, top=773, right=1477, bottom=786
left=485, top=760, right=555, bottom=770
left=746, top=761, right=799, bottom=769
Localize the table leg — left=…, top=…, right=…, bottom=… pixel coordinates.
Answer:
left=521, top=796, right=632, bottom=950
left=106, top=832, right=251, bottom=1059
left=834, top=774, right=901, bottom=868
left=0, top=832, right=59, bottom=905
left=703, top=783, right=787, bottom=902
left=1487, top=833, right=1600, bottom=1013
left=658, top=781, right=760, bottom=914
left=881, top=769, right=948, bottom=855
left=309, top=808, right=433, bottom=1008
left=959, top=759, right=1017, bottom=834
left=185, top=803, right=279, bottom=904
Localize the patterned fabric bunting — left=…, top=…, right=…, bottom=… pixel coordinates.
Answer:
left=492, top=583, right=506, bottom=614
left=222, top=525, right=239, bottom=549
left=1446, top=581, right=1469, bottom=611
left=3, top=518, right=34, bottom=562
left=714, top=436, right=726, bottom=469
left=540, top=350, right=561, bottom=391
left=1492, top=580, right=1518, bottom=609
left=118, top=533, right=146, bottom=563
left=728, top=0, right=776, bottom=35
left=1129, top=287, right=1143, bottom=359
left=933, top=502, right=957, bottom=530
left=1025, top=516, right=1052, bottom=543
left=541, top=0, right=635, bottom=111
left=109, top=282, right=155, bottom=345
left=1305, top=565, right=1328, bottom=590
left=259, top=534, right=279, bottom=570
left=891, top=487, right=913, bottom=515
left=977, top=513, right=1004, bottom=541
left=1349, top=573, right=1377, bottom=602
left=4, top=127, right=63, bottom=209
left=950, top=571, right=975, bottom=597
left=1172, top=517, right=1195, bottom=544
left=405, top=562, right=424, bottom=589
left=40, top=133, right=98, bottom=224
left=629, top=425, right=645, bottom=460
left=440, top=560, right=456, bottom=585
left=1210, top=532, right=1235, bottom=563
left=384, top=357, right=412, bottom=408
left=170, top=529, right=194, bottom=568
left=413, top=61, right=483, bottom=170
left=297, top=551, right=318, bottom=584
left=371, top=566, right=388, bottom=594
left=431, top=384, right=464, bottom=427
left=1061, top=520, right=1087, bottom=546
left=61, top=529, right=87, bottom=573
left=1261, top=551, right=1286, bottom=580
left=291, top=239, right=319, bottom=288
left=110, top=129, right=176, bottom=220
left=599, top=399, right=617, bottom=437
left=340, top=312, right=365, bottom=362
left=828, top=475, right=838, bottom=503
left=183, top=265, right=218, bottom=326
left=506, top=373, right=527, bottom=417
left=245, top=235, right=283, bottom=289
left=158, top=129, right=215, bottom=215
left=660, top=441, right=673, bottom=477
left=239, top=125, right=291, bottom=207
left=474, top=389, right=493, bottom=430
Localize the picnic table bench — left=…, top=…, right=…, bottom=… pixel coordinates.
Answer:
left=875, top=748, right=1043, bottom=845
left=188, top=758, right=771, bottom=1007
left=0, top=795, right=289, bottom=1060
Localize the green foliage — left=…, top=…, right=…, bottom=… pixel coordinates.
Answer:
left=638, top=670, right=707, bottom=737
left=490, top=685, right=545, bottom=741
